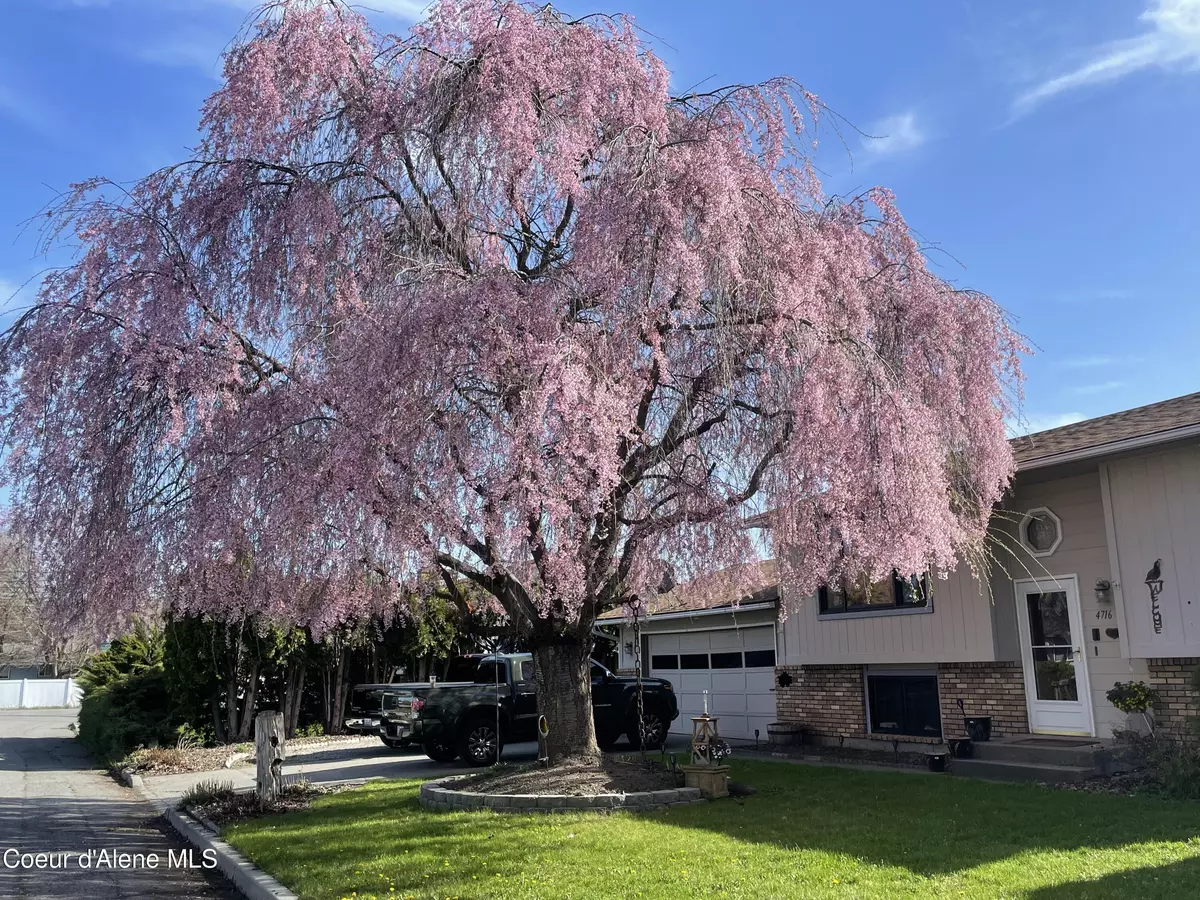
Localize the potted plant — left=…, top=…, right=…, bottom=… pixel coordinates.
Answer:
left=1106, top=680, right=1159, bottom=736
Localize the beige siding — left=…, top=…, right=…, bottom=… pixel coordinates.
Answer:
left=999, top=465, right=1145, bottom=738
left=1105, top=443, right=1200, bottom=658
left=779, top=561, right=995, bottom=665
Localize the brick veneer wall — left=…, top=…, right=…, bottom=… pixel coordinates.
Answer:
left=774, top=664, right=866, bottom=737
left=937, top=662, right=1029, bottom=739
left=1148, top=658, right=1200, bottom=740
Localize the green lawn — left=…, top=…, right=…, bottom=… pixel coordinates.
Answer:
left=225, top=760, right=1200, bottom=899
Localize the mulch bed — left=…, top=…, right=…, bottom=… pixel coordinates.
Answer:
left=121, top=734, right=376, bottom=775
left=189, top=783, right=356, bottom=828
left=455, top=757, right=681, bottom=796
left=1051, top=770, right=1162, bottom=797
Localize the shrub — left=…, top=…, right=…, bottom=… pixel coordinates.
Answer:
left=181, top=779, right=236, bottom=808
left=1112, top=729, right=1200, bottom=799
left=175, top=723, right=207, bottom=750
left=1106, top=681, right=1160, bottom=714
left=296, top=723, right=325, bottom=738
left=78, top=667, right=177, bottom=763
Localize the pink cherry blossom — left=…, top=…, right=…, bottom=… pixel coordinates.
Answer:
left=0, top=0, right=1021, bottom=759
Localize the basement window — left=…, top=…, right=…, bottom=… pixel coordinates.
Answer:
left=867, top=674, right=942, bottom=738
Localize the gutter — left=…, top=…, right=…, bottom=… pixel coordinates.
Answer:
left=1016, top=423, right=1200, bottom=472
left=598, top=599, right=778, bottom=625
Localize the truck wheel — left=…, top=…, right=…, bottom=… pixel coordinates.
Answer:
left=596, top=728, right=621, bottom=751
left=628, top=709, right=667, bottom=751
left=423, top=740, right=458, bottom=763
left=458, top=717, right=503, bottom=766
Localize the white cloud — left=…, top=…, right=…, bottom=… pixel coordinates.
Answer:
left=860, top=111, right=926, bottom=158
left=1058, top=355, right=1119, bottom=369
left=0, top=277, right=35, bottom=319
left=64, top=0, right=428, bottom=18
left=1007, top=412, right=1087, bottom=436
left=348, top=0, right=429, bottom=17
left=1067, top=380, right=1125, bottom=396
left=1055, top=287, right=1133, bottom=304
left=1015, top=0, right=1200, bottom=112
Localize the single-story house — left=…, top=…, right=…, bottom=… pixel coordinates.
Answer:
left=607, top=391, right=1200, bottom=747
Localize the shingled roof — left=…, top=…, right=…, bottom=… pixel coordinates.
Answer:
left=1012, top=391, right=1200, bottom=468
left=597, top=559, right=778, bottom=620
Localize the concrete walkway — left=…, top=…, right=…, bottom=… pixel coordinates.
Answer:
left=0, top=708, right=235, bottom=900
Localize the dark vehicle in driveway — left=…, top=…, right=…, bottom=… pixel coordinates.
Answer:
left=346, top=653, right=678, bottom=765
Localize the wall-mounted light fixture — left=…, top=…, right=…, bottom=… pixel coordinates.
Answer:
left=623, top=641, right=634, bottom=655
left=1095, top=579, right=1113, bottom=604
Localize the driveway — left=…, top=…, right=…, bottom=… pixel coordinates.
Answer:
left=0, top=708, right=235, bottom=900
left=142, top=732, right=695, bottom=808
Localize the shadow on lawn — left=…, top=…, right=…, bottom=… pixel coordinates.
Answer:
left=1026, top=855, right=1200, bottom=899
left=662, top=760, right=1200, bottom=880
left=227, top=760, right=1200, bottom=898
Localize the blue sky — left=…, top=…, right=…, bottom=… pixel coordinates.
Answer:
left=1, top=0, right=1198, bottom=434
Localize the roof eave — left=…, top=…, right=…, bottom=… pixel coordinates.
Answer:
left=1016, top=422, right=1200, bottom=472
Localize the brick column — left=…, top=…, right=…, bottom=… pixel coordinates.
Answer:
left=773, top=664, right=866, bottom=738
left=1147, top=658, right=1199, bottom=740
left=937, top=662, right=1029, bottom=738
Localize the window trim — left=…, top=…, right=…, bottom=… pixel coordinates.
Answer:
left=817, top=572, right=934, bottom=619
left=865, top=671, right=943, bottom=739
left=1018, top=506, right=1063, bottom=558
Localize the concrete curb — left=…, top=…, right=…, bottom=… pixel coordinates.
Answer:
left=420, top=775, right=706, bottom=813
left=166, top=807, right=298, bottom=900
left=116, top=767, right=145, bottom=789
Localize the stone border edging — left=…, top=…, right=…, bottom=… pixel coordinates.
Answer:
left=419, top=776, right=704, bottom=812
left=166, top=807, right=298, bottom=900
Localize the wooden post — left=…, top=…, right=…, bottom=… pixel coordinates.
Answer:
left=255, top=711, right=286, bottom=803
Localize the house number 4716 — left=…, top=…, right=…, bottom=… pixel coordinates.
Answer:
left=1095, top=610, right=1113, bottom=620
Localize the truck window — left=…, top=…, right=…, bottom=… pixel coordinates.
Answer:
left=445, top=657, right=481, bottom=682
left=474, top=660, right=508, bottom=684
left=515, top=659, right=534, bottom=682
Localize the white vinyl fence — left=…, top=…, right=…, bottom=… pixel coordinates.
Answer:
left=0, top=678, right=83, bottom=709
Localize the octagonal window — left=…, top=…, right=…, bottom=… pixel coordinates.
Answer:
left=1020, top=507, right=1062, bottom=557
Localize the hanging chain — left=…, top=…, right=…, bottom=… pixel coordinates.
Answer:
left=633, top=603, right=646, bottom=760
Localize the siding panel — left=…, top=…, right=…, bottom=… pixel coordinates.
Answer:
left=1107, top=444, right=1200, bottom=656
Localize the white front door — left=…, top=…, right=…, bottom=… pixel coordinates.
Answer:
left=1014, top=576, right=1095, bottom=736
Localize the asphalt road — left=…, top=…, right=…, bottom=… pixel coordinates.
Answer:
left=0, top=708, right=236, bottom=900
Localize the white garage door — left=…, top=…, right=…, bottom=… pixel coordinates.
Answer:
left=648, top=626, right=776, bottom=741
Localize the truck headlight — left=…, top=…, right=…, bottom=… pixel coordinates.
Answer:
left=662, top=683, right=673, bottom=691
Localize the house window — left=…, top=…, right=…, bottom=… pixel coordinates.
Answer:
left=710, top=652, right=743, bottom=669
left=867, top=674, right=942, bottom=738
left=818, top=572, right=932, bottom=616
left=1018, top=507, right=1062, bottom=557
left=680, top=653, right=709, bottom=669
left=650, top=654, right=678, bottom=670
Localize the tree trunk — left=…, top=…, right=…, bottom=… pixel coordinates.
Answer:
left=236, top=660, right=260, bottom=742
left=321, top=649, right=348, bottom=735
left=282, top=661, right=305, bottom=739
left=531, top=638, right=599, bottom=764
left=225, top=660, right=240, bottom=743
left=330, top=651, right=349, bottom=735
left=210, top=693, right=227, bottom=745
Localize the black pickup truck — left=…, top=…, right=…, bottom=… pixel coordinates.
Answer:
left=346, top=653, right=678, bottom=765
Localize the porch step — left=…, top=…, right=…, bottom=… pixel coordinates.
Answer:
left=970, top=740, right=1107, bottom=769
left=950, top=758, right=1095, bottom=784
